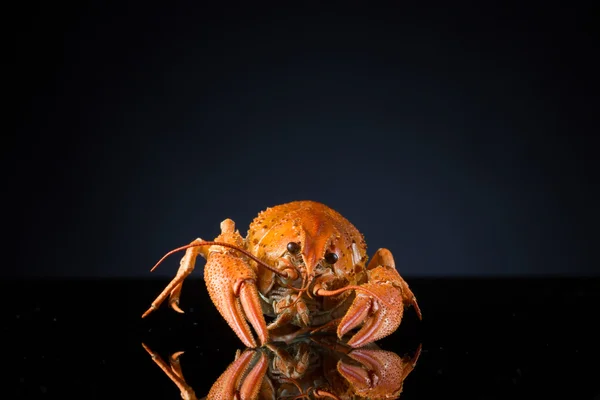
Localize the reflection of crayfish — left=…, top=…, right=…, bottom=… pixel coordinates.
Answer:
left=142, top=336, right=422, bottom=399
left=143, top=201, right=422, bottom=349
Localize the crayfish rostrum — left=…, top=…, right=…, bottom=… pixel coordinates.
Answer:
left=142, top=201, right=422, bottom=348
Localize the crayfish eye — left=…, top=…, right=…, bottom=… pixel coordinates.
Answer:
left=287, top=242, right=301, bottom=254
left=324, top=252, right=338, bottom=264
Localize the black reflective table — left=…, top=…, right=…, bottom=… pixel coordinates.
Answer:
left=5, top=278, right=600, bottom=399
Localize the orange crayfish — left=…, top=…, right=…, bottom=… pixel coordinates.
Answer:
left=142, top=201, right=422, bottom=348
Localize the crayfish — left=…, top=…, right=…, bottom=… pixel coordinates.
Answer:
left=142, top=201, right=422, bottom=348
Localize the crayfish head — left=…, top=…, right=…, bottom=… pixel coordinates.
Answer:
left=296, top=216, right=365, bottom=291
left=260, top=202, right=367, bottom=291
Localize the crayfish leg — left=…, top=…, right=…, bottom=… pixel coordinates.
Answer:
left=142, top=238, right=205, bottom=318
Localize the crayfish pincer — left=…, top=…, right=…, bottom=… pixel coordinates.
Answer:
left=142, top=201, right=422, bottom=348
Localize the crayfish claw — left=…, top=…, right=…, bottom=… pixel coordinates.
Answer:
left=335, top=262, right=421, bottom=348
left=238, top=280, right=269, bottom=346
left=339, top=280, right=404, bottom=348
left=204, top=252, right=269, bottom=348
left=337, top=296, right=371, bottom=338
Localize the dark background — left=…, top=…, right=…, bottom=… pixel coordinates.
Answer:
left=8, top=2, right=598, bottom=278
left=6, top=4, right=600, bottom=399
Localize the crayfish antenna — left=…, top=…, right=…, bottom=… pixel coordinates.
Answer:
left=148, top=241, right=291, bottom=278
left=315, top=285, right=390, bottom=307
left=149, top=243, right=200, bottom=272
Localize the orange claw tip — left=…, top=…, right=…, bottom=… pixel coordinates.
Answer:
left=170, top=300, right=185, bottom=314
left=337, top=297, right=371, bottom=338
left=141, top=305, right=156, bottom=318
left=411, top=297, right=422, bottom=320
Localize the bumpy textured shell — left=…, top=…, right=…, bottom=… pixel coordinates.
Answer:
left=245, top=201, right=368, bottom=293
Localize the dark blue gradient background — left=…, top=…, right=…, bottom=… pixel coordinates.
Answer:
left=8, top=3, right=597, bottom=278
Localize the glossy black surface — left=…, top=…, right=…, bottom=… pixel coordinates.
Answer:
left=6, top=278, right=600, bottom=399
